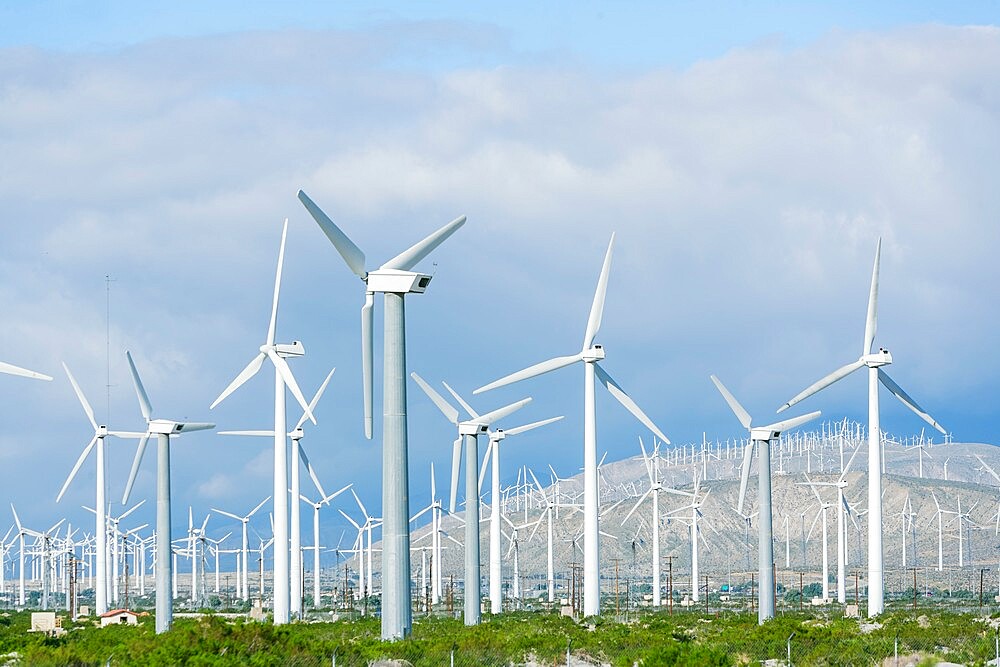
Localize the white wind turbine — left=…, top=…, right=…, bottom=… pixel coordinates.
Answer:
left=211, top=496, right=269, bottom=603
left=120, top=350, right=214, bottom=633
left=299, top=190, right=465, bottom=640
left=664, top=480, right=712, bottom=603
left=0, top=525, right=13, bottom=596
left=475, top=234, right=669, bottom=617
left=409, top=371, right=530, bottom=625
left=619, top=437, right=675, bottom=609
left=409, top=464, right=454, bottom=606
left=710, top=374, right=820, bottom=622
left=210, top=219, right=317, bottom=625
left=802, top=476, right=835, bottom=602
left=218, top=366, right=336, bottom=618
left=778, top=238, right=947, bottom=616
left=56, top=363, right=143, bottom=616
left=300, top=484, right=352, bottom=610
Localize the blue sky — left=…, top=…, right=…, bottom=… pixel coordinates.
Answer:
left=1, top=3, right=998, bottom=553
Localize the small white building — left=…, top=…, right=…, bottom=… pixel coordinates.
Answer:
left=99, top=609, right=140, bottom=627
left=29, top=612, right=64, bottom=636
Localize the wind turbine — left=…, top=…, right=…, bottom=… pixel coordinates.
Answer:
left=409, top=371, right=530, bottom=625
left=778, top=238, right=947, bottom=616
left=475, top=234, right=669, bottom=617
left=710, top=374, right=820, bottom=623
left=218, top=366, right=336, bottom=618
left=209, top=219, right=317, bottom=625
left=55, top=363, right=143, bottom=616
left=299, top=189, right=465, bottom=640
left=300, top=484, right=352, bottom=610
left=211, top=496, right=270, bottom=602
left=120, top=350, right=213, bottom=633
left=802, top=476, right=835, bottom=602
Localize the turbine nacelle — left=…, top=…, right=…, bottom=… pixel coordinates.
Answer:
left=366, top=269, right=432, bottom=295
left=147, top=420, right=214, bottom=435
left=862, top=348, right=892, bottom=367
left=581, top=345, right=605, bottom=363
left=458, top=421, right=489, bottom=436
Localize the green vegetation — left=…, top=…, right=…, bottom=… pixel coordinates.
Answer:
left=0, top=608, right=996, bottom=666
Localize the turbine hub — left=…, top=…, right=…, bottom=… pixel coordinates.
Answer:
left=863, top=348, right=892, bottom=367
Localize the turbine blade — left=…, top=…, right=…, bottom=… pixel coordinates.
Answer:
left=737, top=442, right=754, bottom=515
left=863, top=238, right=881, bottom=355
left=62, top=362, right=97, bottom=430
left=710, top=375, right=752, bottom=430
left=761, top=410, right=822, bottom=435
left=478, top=440, right=492, bottom=495
left=56, top=434, right=99, bottom=503
left=621, top=487, right=652, bottom=525
left=450, top=437, right=462, bottom=513
left=323, top=484, right=352, bottom=505
left=474, top=353, right=583, bottom=394
left=337, top=509, right=361, bottom=531
left=528, top=468, right=546, bottom=496
left=594, top=364, right=670, bottom=444
left=298, top=445, right=327, bottom=500
left=297, top=190, right=366, bottom=278
left=430, top=462, right=436, bottom=500
left=210, top=353, right=266, bottom=410
left=212, top=508, right=243, bottom=522
left=121, top=432, right=151, bottom=504
left=442, top=381, right=480, bottom=420
left=218, top=430, right=274, bottom=436
left=380, top=216, right=466, bottom=271
left=362, top=294, right=374, bottom=439
left=266, top=219, right=288, bottom=347
left=878, top=369, right=947, bottom=434
left=777, top=358, right=865, bottom=413
left=248, top=496, right=271, bottom=517
left=477, top=397, right=532, bottom=427
left=840, top=441, right=863, bottom=480
left=0, top=360, right=51, bottom=381
left=267, top=349, right=316, bottom=425
left=582, top=233, right=615, bottom=350
left=503, top=415, right=564, bottom=437
left=125, top=351, right=153, bottom=421
left=295, top=367, right=336, bottom=431
left=410, top=372, right=459, bottom=424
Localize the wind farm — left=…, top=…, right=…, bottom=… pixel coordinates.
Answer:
left=2, top=4, right=999, bottom=665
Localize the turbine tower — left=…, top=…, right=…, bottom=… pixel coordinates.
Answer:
left=120, top=350, right=213, bottom=634
left=210, top=219, right=317, bottom=625
left=475, top=234, right=669, bottom=617
left=710, top=374, right=820, bottom=623
left=299, top=189, right=465, bottom=639
left=778, top=238, right=947, bottom=616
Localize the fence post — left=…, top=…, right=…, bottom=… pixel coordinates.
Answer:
left=566, top=638, right=572, bottom=665
left=787, top=632, right=794, bottom=667
left=894, top=634, right=898, bottom=667
left=331, top=651, right=336, bottom=667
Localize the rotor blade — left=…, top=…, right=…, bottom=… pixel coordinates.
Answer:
left=297, top=190, right=366, bottom=278
left=266, top=218, right=288, bottom=347
left=878, top=369, right=947, bottom=434
left=380, top=216, right=467, bottom=271
left=62, top=362, right=97, bottom=430
left=528, top=468, right=546, bottom=497
left=504, top=415, right=564, bottom=437
left=218, top=430, right=274, bottom=437
left=709, top=375, right=752, bottom=430
left=761, top=410, right=823, bottom=435
left=210, top=351, right=267, bottom=410
left=594, top=364, right=670, bottom=443
left=337, top=509, right=361, bottom=531
left=840, top=442, right=863, bottom=481
left=442, top=381, right=480, bottom=420
left=737, top=441, right=754, bottom=515
left=0, top=360, right=51, bottom=381
left=176, top=422, right=214, bottom=433
left=476, top=397, right=532, bottom=427
left=323, top=484, right=352, bottom=505
left=200, top=513, right=210, bottom=534
left=212, top=508, right=243, bottom=522
left=121, top=432, right=151, bottom=505
left=450, top=437, right=462, bottom=513
left=10, top=504, right=22, bottom=531
left=351, top=489, right=368, bottom=518
left=120, top=499, right=146, bottom=522
left=474, top=353, right=583, bottom=394
left=975, top=455, right=1000, bottom=485
left=56, top=434, right=99, bottom=503
left=295, top=367, right=336, bottom=431
left=478, top=439, right=493, bottom=494
left=430, top=462, right=436, bottom=500
left=267, top=349, right=316, bottom=425
left=582, top=233, right=614, bottom=350
left=777, top=358, right=865, bottom=413
left=125, top=351, right=153, bottom=421
left=621, top=487, right=652, bottom=525
left=801, top=474, right=824, bottom=505
left=362, top=294, right=374, bottom=440
left=863, top=238, right=881, bottom=355
left=248, top=496, right=271, bottom=518
left=410, top=372, right=459, bottom=424
left=298, top=445, right=327, bottom=500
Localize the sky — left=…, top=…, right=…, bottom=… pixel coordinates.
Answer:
left=1, top=2, right=998, bottom=554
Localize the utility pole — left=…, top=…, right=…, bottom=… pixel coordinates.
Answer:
left=981, top=569, right=990, bottom=611
left=799, top=572, right=804, bottom=612
left=664, top=555, right=675, bottom=615
left=909, top=567, right=918, bottom=610
left=611, top=558, right=621, bottom=617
